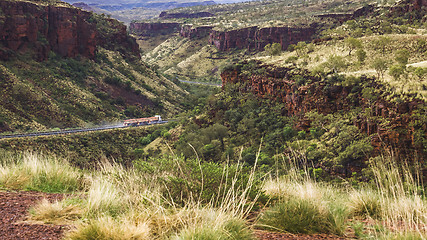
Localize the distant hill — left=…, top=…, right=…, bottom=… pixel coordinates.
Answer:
left=65, top=0, right=216, bottom=11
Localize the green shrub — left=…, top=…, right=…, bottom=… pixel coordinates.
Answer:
left=259, top=197, right=329, bottom=234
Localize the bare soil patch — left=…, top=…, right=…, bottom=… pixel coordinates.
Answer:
left=0, top=191, right=67, bottom=240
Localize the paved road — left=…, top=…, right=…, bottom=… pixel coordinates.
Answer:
left=0, top=121, right=168, bottom=140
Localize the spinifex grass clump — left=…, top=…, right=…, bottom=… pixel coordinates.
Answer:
left=30, top=199, right=82, bottom=225
left=66, top=216, right=150, bottom=240
left=259, top=196, right=330, bottom=234
left=259, top=157, right=349, bottom=235
left=0, top=152, right=84, bottom=193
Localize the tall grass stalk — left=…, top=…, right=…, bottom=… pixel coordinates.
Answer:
left=369, top=155, right=426, bottom=237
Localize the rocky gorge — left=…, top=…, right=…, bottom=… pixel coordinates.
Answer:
left=220, top=61, right=427, bottom=160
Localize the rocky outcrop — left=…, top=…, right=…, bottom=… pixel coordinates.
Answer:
left=180, top=25, right=213, bottom=39
left=130, top=22, right=180, bottom=36
left=72, top=2, right=95, bottom=12
left=0, top=0, right=139, bottom=61
left=221, top=61, right=426, bottom=158
left=389, top=0, right=427, bottom=22
left=209, top=25, right=317, bottom=51
left=159, top=11, right=214, bottom=19
left=315, top=4, right=375, bottom=23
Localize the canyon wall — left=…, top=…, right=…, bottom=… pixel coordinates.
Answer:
left=221, top=62, right=426, bottom=158
left=209, top=25, right=317, bottom=51
left=180, top=25, right=213, bottom=39
left=0, top=1, right=139, bottom=61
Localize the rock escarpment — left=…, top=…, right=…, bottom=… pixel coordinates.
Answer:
left=221, top=61, right=426, bottom=158
left=180, top=25, right=213, bottom=39
left=0, top=0, right=139, bottom=61
left=209, top=25, right=317, bottom=51
left=389, top=0, right=427, bottom=22
left=315, top=4, right=375, bottom=23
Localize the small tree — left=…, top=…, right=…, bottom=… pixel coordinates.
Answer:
left=356, top=49, right=367, bottom=64
left=344, top=37, right=362, bottom=55
left=394, top=49, right=410, bottom=66
left=413, top=67, right=427, bottom=82
left=371, top=57, right=389, bottom=79
left=295, top=41, right=307, bottom=57
left=326, top=55, right=347, bottom=73
left=389, top=64, right=405, bottom=81
left=264, top=43, right=282, bottom=56
left=373, top=36, right=391, bottom=55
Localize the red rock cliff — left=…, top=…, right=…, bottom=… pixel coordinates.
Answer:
left=221, top=61, right=426, bottom=158
left=0, top=0, right=139, bottom=61
left=180, top=25, right=213, bottom=39
left=389, top=0, right=427, bottom=21
left=209, top=25, right=317, bottom=51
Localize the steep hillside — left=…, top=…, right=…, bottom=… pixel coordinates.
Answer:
left=0, top=0, right=187, bottom=133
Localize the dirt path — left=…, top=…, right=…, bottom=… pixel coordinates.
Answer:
left=0, top=191, right=67, bottom=240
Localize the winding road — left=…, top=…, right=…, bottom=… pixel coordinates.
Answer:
left=0, top=121, right=168, bottom=140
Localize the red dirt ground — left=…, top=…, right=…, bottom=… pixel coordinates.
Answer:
left=0, top=191, right=67, bottom=240
left=0, top=191, right=353, bottom=239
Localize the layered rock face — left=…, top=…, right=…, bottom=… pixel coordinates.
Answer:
left=159, top=11, right=214, bottom=19
left=180, top=25, right=213, bottom=39
left=129, top=22, right=180, bottom=36
left=389, top=0, right=427, bottom=21
left=221, top=62, right=426, bottom=158
left=0, top=1, right=139, bottom=61
left=315, top=5, right=374, bottom=23
left=209, top=25, right=317, bottom=51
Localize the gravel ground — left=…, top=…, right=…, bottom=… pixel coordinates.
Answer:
left=0, top=191, right=67, bottom=240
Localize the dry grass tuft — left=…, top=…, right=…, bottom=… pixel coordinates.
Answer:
left=29, top=198, right=82, bottom=225
left=66, top=216, right=150, bottom=240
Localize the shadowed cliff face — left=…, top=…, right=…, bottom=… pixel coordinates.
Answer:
left=221, top=61, right=426, bottom=159
left=0, top=0, right=139, bottom=61
left=209, top=25, right=318, bottom=51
